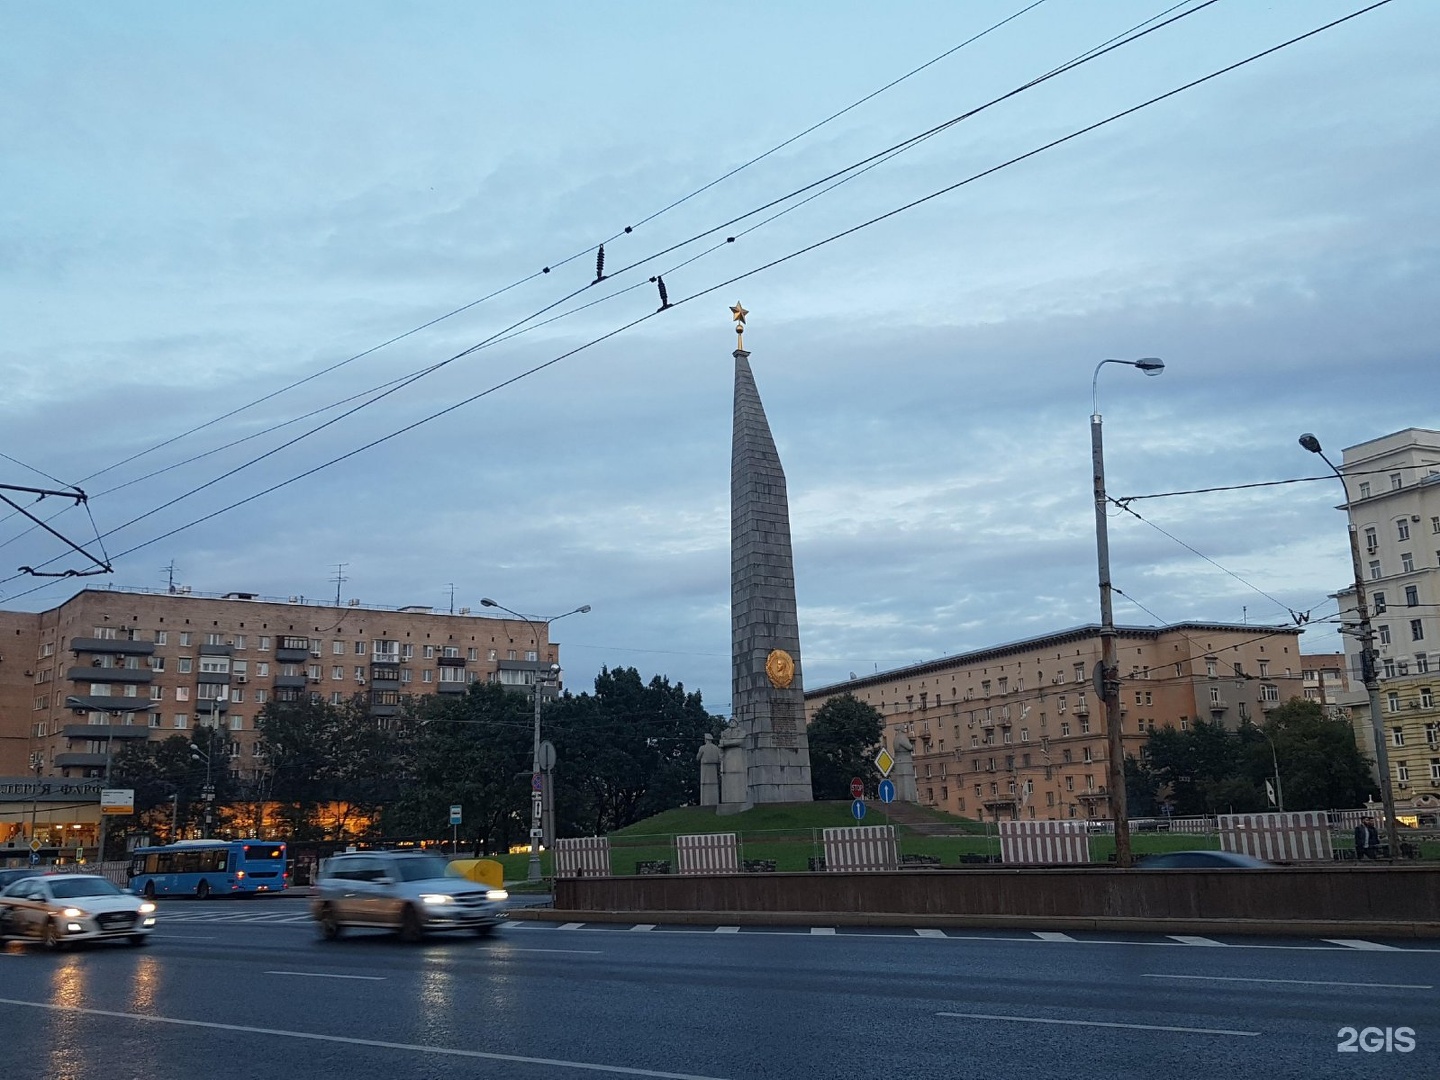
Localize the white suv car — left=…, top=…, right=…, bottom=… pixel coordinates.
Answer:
left=311, top=852, right=507, bottom=942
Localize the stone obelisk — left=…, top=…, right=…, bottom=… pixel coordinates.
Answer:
left=729, top=302, right=813, bottom=804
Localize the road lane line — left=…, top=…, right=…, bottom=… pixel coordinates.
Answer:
left=153, top=935, right=218, bottom=941
left=266, top=971, right=385, bottom=981
left=630, top=924, right=656, bottom=931
left=1143, top=974, right=1433, bottom=990
left=0, top=998, right=730, bottom=1079
left=1325, top=939, right=1400, bottom=951
left=715, top=926, right=740, bottom=933
left=810, top=927, right=836, bottom=935
left=501, top=948, right=605, bottom=955
left=1033, top=932, right=1074, bottom=942
left=915, top=929, right=947, bottom=938
left=557, top=922, right=586, bottom=930
left=1168, top=935, right=1227, bottom=947
left=936, top=1012, right=1259, bottom=1037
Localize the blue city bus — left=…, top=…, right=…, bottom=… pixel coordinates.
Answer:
left=128, top=840, right=288, bottom=899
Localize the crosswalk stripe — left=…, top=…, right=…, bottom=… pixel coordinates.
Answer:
left=629, top=924, right=656, bottom=932
left=715, top=926, right=740, bottom=933
left=1168, top=935, right=1227, bottom=947
left=915, top=929, right=947, bottom=938
left=557, top=922, right=586, bottom=931
left=1033, top=931, right=1075, bottom=942
left=810, top=927, right=836, bottom=935
left=1325, top=939, right=1400, bottom=951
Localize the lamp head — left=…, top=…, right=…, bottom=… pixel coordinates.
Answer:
left=480, top=598, right=498, bottom=608
left=578, top=605, right=591, bottom=614
left=1134, top=357, right=1164, bottom=376
left=1298, top=433, right=1322, bottom=454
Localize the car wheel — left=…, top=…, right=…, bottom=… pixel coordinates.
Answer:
left=127, top=934, right=149, bottom=947
left=473, top=924, right=496, bottom=938
left=318, top=905, right=343, bottom=941
left=143, top=881, right=156, bottom=900
left=41, top=919, right=64, bottom=950
left=196, top=880, right=210, bottom=901
left=398, top=905, right=424, bottom=943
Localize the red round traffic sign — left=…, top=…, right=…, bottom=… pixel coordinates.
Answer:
left=850, top=777, right=865, bottom=799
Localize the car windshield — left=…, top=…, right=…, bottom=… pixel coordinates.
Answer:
left=392, top=856, right=452, bottom=882
left=48, top=877, right=123, bottom=898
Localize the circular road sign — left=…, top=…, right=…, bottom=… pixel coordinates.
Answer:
left=851, top=798, right=866, bottom=821
left=850, top=777, right=865, bottom=799
left=878, top=778, right=896, bottom=804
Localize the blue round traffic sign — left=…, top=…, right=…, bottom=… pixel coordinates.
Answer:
left=851, top=798, right=866, bottom=821
left=878, top=778, right=895, bottom=804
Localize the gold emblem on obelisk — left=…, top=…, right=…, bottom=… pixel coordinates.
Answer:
left=765, top=648, right=794, bottom=689
left=730, top=301, right=749, bottom=351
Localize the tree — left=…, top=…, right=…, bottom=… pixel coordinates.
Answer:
left=1259, top=698, right=1375, bottom=810
left=110, top=731, right=235, bottom=843
left=545, top=667, right=720, bottom=836
left=806, top=694, right=884, bottom=800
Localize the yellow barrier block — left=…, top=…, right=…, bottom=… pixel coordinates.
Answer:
left=448, top=858, right=504, bottom=887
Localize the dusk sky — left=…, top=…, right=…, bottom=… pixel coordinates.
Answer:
left=2, top=1, right=1436, bottom=714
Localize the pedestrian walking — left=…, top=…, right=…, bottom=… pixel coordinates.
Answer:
left=1354, top=816, right=1381, bottom=860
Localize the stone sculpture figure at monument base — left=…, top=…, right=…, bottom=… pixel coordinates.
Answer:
left=696, top=733, right=722, bottom=807
left=892, top=731, right=918, bottom=804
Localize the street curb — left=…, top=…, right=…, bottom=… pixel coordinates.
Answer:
left=502, top=908, right=1440, bottom=939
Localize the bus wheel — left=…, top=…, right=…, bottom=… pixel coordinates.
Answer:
left=398, top=905, right=424, bottom=943
left=143, top=881, right=156, bottom=900
left=196, top=880, right=210, bottom=900
left=318, top=905, right=342, bottom=941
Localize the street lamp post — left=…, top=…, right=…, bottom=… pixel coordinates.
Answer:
left=189, top=740, right=214, bottom=839
left=1299, top=433, right=1402, bottom=858
left=1091, top=356, right=1165, bottom=869
left=480, top=597, right=590, bottom=882
left=65, top=696, right=147, bottom=867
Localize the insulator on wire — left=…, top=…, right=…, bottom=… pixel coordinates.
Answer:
left=593, top=244, right=606, bottom=283
left=655, top=275, right=670, bottom=310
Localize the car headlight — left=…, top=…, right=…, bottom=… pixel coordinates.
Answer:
left=138, top=902, right=156, bottom=914
left=485, top=889, right=509, bottom=902
left=62, top=907, right=85, bottom=919
left=419, top=893, right=453, bottom=906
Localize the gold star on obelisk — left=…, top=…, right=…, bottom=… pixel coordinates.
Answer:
left=730, top=302, right=749, bottom=351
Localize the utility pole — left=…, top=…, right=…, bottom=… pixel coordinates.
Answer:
left=332, top=563, right=348, bottom=607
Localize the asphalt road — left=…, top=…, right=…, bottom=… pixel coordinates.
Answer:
left=2, top=898, right=1437, bottom=1080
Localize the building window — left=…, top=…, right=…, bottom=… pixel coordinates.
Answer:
left=1390, top=473, right=1403, bottom=490
left=1060, top=721, right=1070, bottom=737
left=1262, top=684, right=1279, bottom=702
left=1431, top=760, right=1440, bottom=782
left=258, top=636, right=271, bottom=651
left=1380, top=625, right=1392, bottom=645
left=255, top=690, right=269, bottom=704
left=1359, top=481, right=1371, bottom=498
left=468, top=647, right=478, bottom=661
left=174, top=714, right=188, bottom=729
left=178, top=632, right=192, bottom=647
left=1206, top=659, right=1217, bottom=678
left=332, top=666, right=344, bottom=680
left=1396, top=761, right=1409, bottom=782
left=1422, top=688, right=1435, bottom=709
left=1370, top=561, right=1382, bottom=580
left=1210, top=686, right=1221, bottom=704
left=422, top=670, right=433, bottom=683
left=1398, top=520, right=1411, bottom=541
left=424, top=645, right=435, bottom=659
left=1402, top=552, right=1415, bottom=573
left=1258, top=661, right=1270, bottom=678
left=1419, top=654, right=1431, bottom=674
left=1388, top=693, right=1401, bottom=713
left=1374, top=592, right=1387, bottom=613
left=330, top=692, right=343, bottom=705
left=1365, top=526, right=1378, bottom=551
left=1406, top=585, right=1420, bottom=607
left=1384, top=658, right=1397, bottom=678
left=1413, top=620, right=1426, bottom=642
left=1392, top=725, right=1404, bottom=743
left=403, top=644, right=415, bottom=660
left=333, top=641, right=345, bottom=655
left=354, top=667, right=365, bottom=681
left=1079, top=718, right=1091, bottom=734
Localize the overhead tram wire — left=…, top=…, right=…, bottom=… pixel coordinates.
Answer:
left=0, top=0, right=1390, bottom=597
left=0, top=0, right=1223, bottom=562
left=0, top=0, right=1052, bottom=538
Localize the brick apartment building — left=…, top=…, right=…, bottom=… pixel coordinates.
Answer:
left=805, top=621, right=1304, bottom=821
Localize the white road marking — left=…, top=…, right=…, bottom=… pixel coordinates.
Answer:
left=1325, top=939, right=1400, bottom=951
left=557, top=922, right=586, bottom=931
left=265, top=971, right=385, bottom=981
left=152, top=935, right=218, bottom=941
left=1168, top=935, right=1227, bottom=947
left=714, top=926, right=740, bottom=933
left=630, top=924, right=656, bottom=932
left=501, top=948, right=605, bottom=955
left=937, top=1011, right=1259, bottom=1037
left=1032, top=932, right=1074, bottom=942
left=915, top=929, right=947, bottom=938
left=1143, top=974, right=1433, bottom=990
left=810, top=927, right=836, bottom=935
left=0, top=998, right=730, bottom=1079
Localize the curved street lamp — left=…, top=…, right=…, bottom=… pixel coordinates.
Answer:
left=1092, top=357, right=1164, bottom=868
left=1299, top=432, right=1402, bottom=858
left=480, top=597, right=591, bottom=882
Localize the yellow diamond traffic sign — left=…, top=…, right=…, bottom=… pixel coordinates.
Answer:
left=874, top=747, right=894, bottom=778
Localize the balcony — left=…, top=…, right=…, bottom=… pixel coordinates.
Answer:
left=273, top=675, right=307, bottom=689
left=436, top=681, right=467, bottom=694
left=197, top=671, right=232, bottom=685
left=199, top=643, right=234, bottom=657
left=1072, top=703, right=1089, bottom=716
left=53, top=752, right=109, bottom=768
left=275, top=647, right=310, bottom=663
left=193, top=698, right=230, bottom=713
left=61, top=724, right=151, bottom=740
left=66, top=665, right=154, bottom=684
left=371, top=652, right=402, bottom=667
left=437, top=655, right=468, bottom=667
left=1208, top=698, right=1229, bottom=712
left=68, top=638, right=155, bottom=657
left=62, top=695, right=154, bottom=713
left=370, top=665, right=401, bottom=684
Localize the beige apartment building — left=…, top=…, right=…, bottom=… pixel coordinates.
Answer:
left=805, top=621, right=1304, bottom=821
left=1330, top=428, right=1440, bottom=813
left=0, top=586, right=564, bottom=786
left=1300, top=652, right=1350, bottom=706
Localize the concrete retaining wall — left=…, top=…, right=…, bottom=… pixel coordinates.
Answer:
left=553, top=865, right=1440, bottom=927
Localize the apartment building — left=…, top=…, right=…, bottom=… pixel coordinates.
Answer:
left=1332, top=428, right=1440, bottom=811
left=1299, top=652, right=1350, bottom=706
left=805, top=621, right=1303, bottom=821
left=0, top=587, right=564, bottom=782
